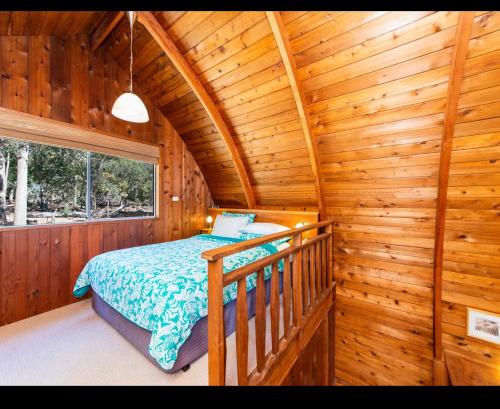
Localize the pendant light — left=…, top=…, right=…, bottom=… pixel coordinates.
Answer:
left=111, top=11, right=149, bottom=123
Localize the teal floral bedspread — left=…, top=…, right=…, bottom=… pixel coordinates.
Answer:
left=73, top=234, right=279, bottom=370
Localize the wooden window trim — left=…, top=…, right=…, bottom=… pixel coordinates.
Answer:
left=0, top=107, right=161, bottom=164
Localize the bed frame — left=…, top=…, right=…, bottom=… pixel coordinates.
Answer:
left=202, top=208, right=336, bottom=385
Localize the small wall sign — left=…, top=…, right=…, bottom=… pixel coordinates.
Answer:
left=467, top=308, right=500, bottom=345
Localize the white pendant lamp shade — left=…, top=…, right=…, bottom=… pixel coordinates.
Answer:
left=111, top=11, right=149, bottom=123
left=112, top=92, right=149, bottom=123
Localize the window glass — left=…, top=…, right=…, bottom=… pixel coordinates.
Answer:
left=90, top=153, right=155, bottom=219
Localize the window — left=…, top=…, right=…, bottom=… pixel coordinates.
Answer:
left=0, top=137, right=156, bottom=227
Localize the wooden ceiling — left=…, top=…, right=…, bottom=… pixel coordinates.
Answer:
left=99, top=11, right=321, bottom=209
left=0, top=11, right=103, bottom=36
left=0, top=11, right=496, bottom=214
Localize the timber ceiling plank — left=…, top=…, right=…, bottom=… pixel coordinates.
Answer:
left=137, top=11, right=256, bottom=208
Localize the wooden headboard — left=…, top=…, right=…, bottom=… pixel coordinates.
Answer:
left=207, top=208, right=319, bottom=229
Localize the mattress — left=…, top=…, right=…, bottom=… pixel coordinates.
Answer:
left=92, top=270, right=283, bottom=373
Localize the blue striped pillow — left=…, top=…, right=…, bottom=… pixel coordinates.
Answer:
left=222, top=211, right=256, bottom=223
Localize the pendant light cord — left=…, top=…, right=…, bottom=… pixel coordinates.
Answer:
left=129, top=11, right=134, bottom=93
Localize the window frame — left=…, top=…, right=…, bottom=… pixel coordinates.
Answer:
left=0, top=137, right=160, bottom=230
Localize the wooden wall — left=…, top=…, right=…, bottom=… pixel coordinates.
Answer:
left=441, top=13, right=500, bottom=384
left=281, top=11, right=500, bottom=386
left=0, top=34, right=212, bottom=326
left=0, top=220, right=155, bottom=324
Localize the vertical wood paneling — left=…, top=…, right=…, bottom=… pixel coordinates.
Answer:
left=1, top=232, right=16, bottom=325
left=26, top=229, right=50, bottom=317
left=50, top=36, right=71, bottom=122
left=49, top=227, right=70, bottom=309
left=14, top=229, right=28, bottom=321
left=69, top=225, right=88, bottom=303
left=70, top=35, right=88, bottom=125
left=28, top=36, right=51, bottom=118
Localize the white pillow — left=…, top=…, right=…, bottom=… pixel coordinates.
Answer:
left=211, top=214, right=251, bottom=238
left=239, top=222, right=290, bottom=235
left=277, top=241, right=290, bottom=252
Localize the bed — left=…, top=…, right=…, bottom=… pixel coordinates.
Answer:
left=73, top=209, right=319, bottom=374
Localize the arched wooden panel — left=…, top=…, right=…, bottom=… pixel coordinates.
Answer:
left=104, top=12, right=250, bottom=207
left=266, top=11, right=327, bottom=219
left=137, top=11, right=256, bottom=209
left=286, top=10, right=466, bottom=386
left=103, top=12, right=319, bottom=209
left=1, top=11, right=499, bottom=386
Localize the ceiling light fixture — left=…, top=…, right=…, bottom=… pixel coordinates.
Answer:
left=111, top=11, right=149, bottom=123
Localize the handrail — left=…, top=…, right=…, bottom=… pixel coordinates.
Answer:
left=223, top=246, right=297, bottom=286
left=202, top=219, right=332, bottom=261
left=206, top=218, right=335, bottom=385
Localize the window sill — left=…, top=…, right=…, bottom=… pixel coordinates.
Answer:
left=0, top=216, right=160, bottom=232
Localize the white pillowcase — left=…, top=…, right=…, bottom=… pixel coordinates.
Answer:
left=276, top=241, right=290, bottom=251
left=239, top=222, right=290, bottom=235
left=211, top=214, right=251, bottom=238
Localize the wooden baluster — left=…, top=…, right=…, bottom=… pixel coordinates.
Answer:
left=309, top=243, right=316, bottom=304
left=315, top=240, right=321, bottom=297
left=321, top=239, right=328, bottom=288
left=302, top=247, right=309, bottom=315
left=270, top=262, right=280, bottom=354
left=255, top=268, right=266, bottom=372
left=208, top=258, right=226, bottom=385
left=292, top=233, right=303, bottom=326
left=283, top=255, right=291, bottom=339
left=326, top=223, right=333, bottom=288
left=236, top=278, right=248, bottom=385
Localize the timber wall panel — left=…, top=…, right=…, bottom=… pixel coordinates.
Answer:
left=442, top=12, right=500, bottom=383
left=0, top=34, right=212, bottom=326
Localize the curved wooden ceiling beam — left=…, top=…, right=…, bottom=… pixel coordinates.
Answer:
left=266, top=12, right=326, bottom=220
left=432, top=11, right=474, bottom=384
left=137, top=11, right=256, bottom=209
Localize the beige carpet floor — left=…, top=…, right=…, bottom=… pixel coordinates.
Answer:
left=0, top=297, right=281, bottom=385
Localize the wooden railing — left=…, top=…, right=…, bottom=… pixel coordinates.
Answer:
left=202, top=220, right=335, bottom=385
